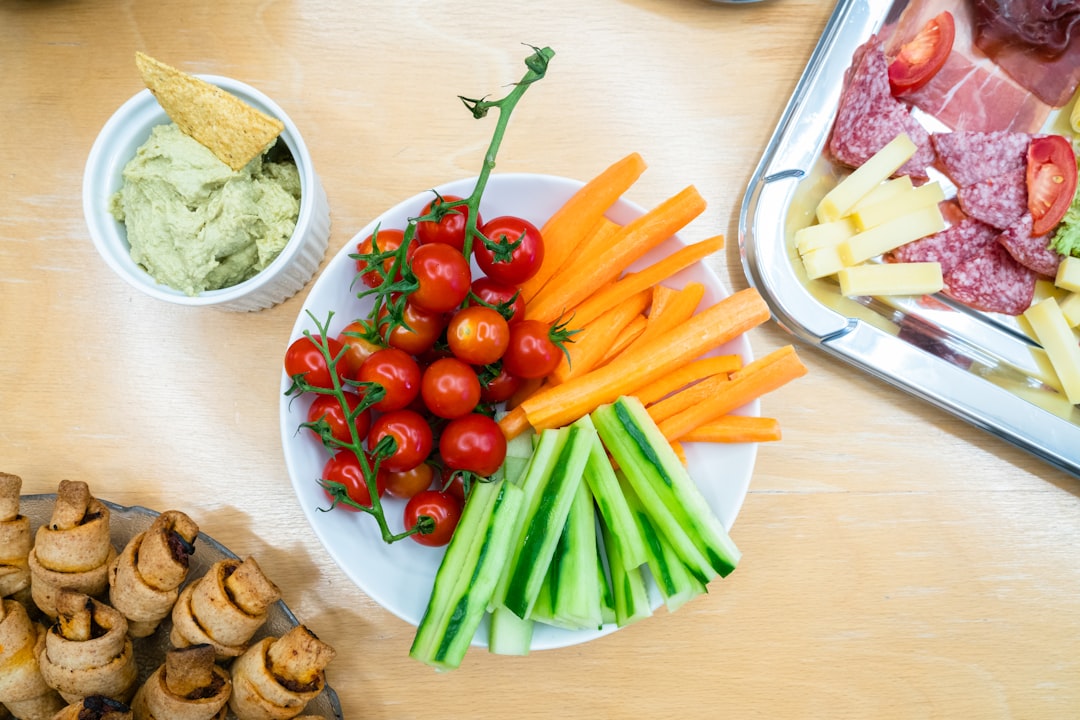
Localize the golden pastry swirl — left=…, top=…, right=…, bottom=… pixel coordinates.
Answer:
left=0, top=473, right=32, bottom=603
left=0, top=598, right=65, bottom=720
left=227, top=625, right=335, bottom=720
left=131, top=644, right=231, bottom=720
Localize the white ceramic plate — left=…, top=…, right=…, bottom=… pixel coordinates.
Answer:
left=280, top=173, right=759, bottom=650
left=20, top=494, right=343, bottom=719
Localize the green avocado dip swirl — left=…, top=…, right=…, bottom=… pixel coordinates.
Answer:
left=110, top=122, right=301, bottom=296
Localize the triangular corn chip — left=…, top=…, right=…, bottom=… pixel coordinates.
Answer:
left=135, top=51, right=284, bottom=171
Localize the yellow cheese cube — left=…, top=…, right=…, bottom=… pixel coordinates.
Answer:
left=1023, top=297, right=1080, bottom=405
left=837, top=262, right=943, bottom=297
left=795, top=217, right=857, bottom=255
left=838, top=205, right=946, bottom=266
left=800, top=244, right=847, bottom=280
left=1059, top=292, right=1080, bottom=328
left=1055, top=256, right=1080, bottom=293
left=852, top=181, right=946, bottom=231
left=816, top=133, right=918, bottom=224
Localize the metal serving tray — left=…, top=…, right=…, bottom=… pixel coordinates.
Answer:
left=739, top=0, right=1080, bottom=477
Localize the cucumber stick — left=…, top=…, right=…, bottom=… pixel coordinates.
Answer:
left=410, top=478, right=524, bottom=670
left=500, top=424, right=594, bottom=620
left=488, top=605, right=534, bottom=656
left=592, top=396, right=741, bottom=582
left=619, top=470, right=706, bottom=612
left=528, top=475, right=603, bottom=630
left=575, top=414, right=648, bottom=571
left=598, top=510, right=652, bottom=627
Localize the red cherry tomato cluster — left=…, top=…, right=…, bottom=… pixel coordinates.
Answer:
left=287, top=193, right=576, bottom=547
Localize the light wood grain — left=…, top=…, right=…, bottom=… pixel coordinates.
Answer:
left=2, top=1, right=1078, bottom=718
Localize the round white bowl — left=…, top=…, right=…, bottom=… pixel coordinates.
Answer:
left=83, top=75, right=330, bottom=312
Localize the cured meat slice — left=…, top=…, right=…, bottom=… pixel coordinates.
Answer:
left=885, top=0, right=1053, bottom=132
left=956, top=167, right=1028, bottom=229
left=828, top=36, right=936, bottom=178
left=997, top=212, right=1064, bottom=277
left=943, top=241, right=1037, bottom=315
left=972, top=0, right=1080, bottom=107
left=931, top=130, right=1032, bottom=187
left=886, top=215, right=999, bottom=273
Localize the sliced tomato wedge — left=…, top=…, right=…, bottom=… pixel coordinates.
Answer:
left=1027, top=135, right=1078, bottom=237
left=888, top=11, right=955, bottom=95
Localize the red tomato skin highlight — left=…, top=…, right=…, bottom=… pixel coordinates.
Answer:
left=284, top=335, right=345, bottom=390
left=357, top=348, right=422, bottom=412
left=404, top=490, right=463, bottom=546
left=409, top=242, right=473, bottom=313
left=368, top=409, right=434, bottom=473
left=421, top=357, right=482, bottom=419
left=475, top=215, right=545, bottom=285
left=1027, top=135, right=1078, bottom=236
left=446, top=306, right=510, bottom=365
left=321, top=450, right=387, bottom=509
left=416, top=195, right=482, bottom=253
left=439, top=413, right=507, bottom=477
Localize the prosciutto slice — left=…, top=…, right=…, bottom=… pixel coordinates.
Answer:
left=884, top=0, right=1054, bottom=131
left=971, top=0, right=1080, bottom=106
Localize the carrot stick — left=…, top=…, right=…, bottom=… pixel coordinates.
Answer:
left=549, top=289, right=651, bottom=384
left=567, top=218, right=623, bottom=281
left=680, top=415, right=782, bottom=443
left=526, top=185, right=707, bottom=324
left=635, top=354, right=743, bottom=406
left=502, top=287, right=771, bottom=437
left=596, top=314, right=647, bottom=365
left=655, top=345, right=808, bottom=442
left=506, top=375, right=545, bottom=410
left=622, top=282, right=705, bottom=357
left=563, top=234, right=724, bottom=327
left=519, top=153, right=647, bottom=304
left=498, top=405, right=531, bottom=439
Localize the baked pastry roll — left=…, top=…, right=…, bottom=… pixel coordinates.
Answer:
left=28, top=481, right=117, bottom=618
left=51, top=695, right=132, bottom=720
left=131, top=644, right=231, bottom=720
left=108, top=510, right=199, bottom=638
left=170, top=557, right=280, bottom=660
left=228, top=625, right=335, bottom=720
left=0, top=473, right=32, bottom=603
left=37, top=591, right=137, bottom=705
left=0, top=598, right=65, bottom=720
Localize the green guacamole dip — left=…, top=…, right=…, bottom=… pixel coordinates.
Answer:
left=110, top=123, right=301, bottom=296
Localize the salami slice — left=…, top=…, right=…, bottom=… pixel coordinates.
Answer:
left=828, top=37, right=936, bottom=178
left=997, top=212, right=1063, bottom=277
left=942, top=241, right=1037, bottom=315
left=956, top=167, right=1028, bottom=229
left=930, top=130, right=1033, bottom=187
left=886, top=215, right=999, bottom=274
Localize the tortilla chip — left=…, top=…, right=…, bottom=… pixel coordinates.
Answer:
left=135, top=51, right=284, bottom=171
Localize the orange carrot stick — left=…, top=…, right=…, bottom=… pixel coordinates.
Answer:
left=622, top=282, right=705, bottom=356
left=635, top=354, right=743, bottom=406
left=596, top=315, right=648, bottom=365
left=502, top=287, right=771, bottom=437
left=520, top=153, right=647, bottom=304
left=680, top=415, right=782, bottom=443
left=564, top=234, right=724, bottom=327
left=525, top=185, right=707, bottom=324
left=655, top=345, right=808, bottom=442
left=548, top=289, right=651, bottom=384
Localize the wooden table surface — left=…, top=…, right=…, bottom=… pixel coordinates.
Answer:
left=3, top=1, right=1079, bottom=718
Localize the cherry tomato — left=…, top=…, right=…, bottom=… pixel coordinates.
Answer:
left=474, top=215, right=545, bottom=285
left=306, top=392, right=372, bottom=444
left=336, top=320, right=382, bottom=377
left=888, top=11, right=955, bottom=95
left=356, top=228, right=415, bottom=289
left=469, top=276, right=526, bottom=324
left=368, top=409, right=433, bottom=472
left=1027, top=135, right=1078, bottom=236
left=446, top=306, right=509, bottom=366
left=479, top=366, right=523, bottom=404
left=404, top=490, right=463, bottom=547
left=439, top=413, right=507, bottom=477
left=379, top=300, right=447, bottom=356
left=502, top=319, right=564, bottom=379
left=416, top=194, right=482, bottom=253
left=357, top=348, right=421, bottom=412
left=284, top=335, right=345, bottom=390
left=421, top=357, right=481, bottom=419
left=409, top=242, right=472, bottom=313
left=321, top=450, right=387, bottom=509
left=384, top=462, right=435, bottom=499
